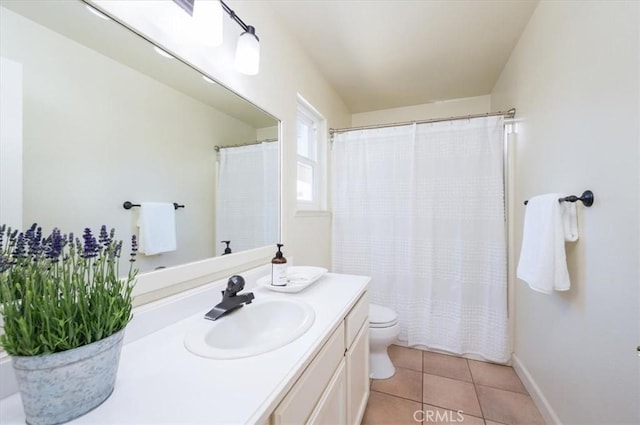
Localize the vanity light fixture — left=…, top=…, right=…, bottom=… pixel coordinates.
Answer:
left=234, top=25, right=260, bottom=75
left=172, top=0, right=261, bottom=75
left=219, top=1, right=260, bottom=75
left=85, top=4, right=110, bottom=21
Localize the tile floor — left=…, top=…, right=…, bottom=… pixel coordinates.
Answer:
left=361, top=345, right=546, bottom=425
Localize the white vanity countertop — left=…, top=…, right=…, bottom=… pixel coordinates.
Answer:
left=0, top=271, right=369, bottom=425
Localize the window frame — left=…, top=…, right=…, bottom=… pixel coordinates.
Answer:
left=295, top=95, right=327, bottom=211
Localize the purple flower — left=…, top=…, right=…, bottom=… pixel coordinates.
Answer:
left=98, top=225, right=112, bottom=247
left=12, top=233, right=26, bottom=259
left=114, top=240, right=123, bottom=258
left=0, top=252, right=10, bottom=272
left=81, top=228, right=99, bottom=259
left=46, top=228, right=65, bottom=262
left=129, top=235, right=138, bottom=263
left=25, top=224, right=44, bottom=257
left=9, top=229, right=18, bottom=243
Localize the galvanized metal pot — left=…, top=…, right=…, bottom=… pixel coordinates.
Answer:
left=11, top=328, right=125, bottom=425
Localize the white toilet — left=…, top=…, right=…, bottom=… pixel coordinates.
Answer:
left=369, top=303, right=400, bottom=379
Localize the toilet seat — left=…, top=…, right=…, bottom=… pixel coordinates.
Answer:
left=369, top=303, right=398, bottom=328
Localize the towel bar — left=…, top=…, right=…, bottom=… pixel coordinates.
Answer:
left=123, top=201, right=185, bottom=210
left=524, top=190, right=594, bottom=207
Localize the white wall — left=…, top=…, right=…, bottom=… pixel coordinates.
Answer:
left=351, top=95, right=491, bottom=127
left=0, top=57, right=22, bottom=230
left=1, top=8, right=259, bottom=273
left=492, top=1, right=639, bottom=424
left=256, top=126, right=279, bottom=141
left=91, top=0, right=351, bottom=297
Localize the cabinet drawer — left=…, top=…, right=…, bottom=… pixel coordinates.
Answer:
left=344, top=292, right=368, bottom=349
left=272, top=324, right=345, bottom=425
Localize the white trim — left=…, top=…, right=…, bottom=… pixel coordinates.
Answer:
left=296, top=94, right=327, bottom=211
left=132, top=245, right=273, bottom=298
left=512, top=353, right=561, bottom=425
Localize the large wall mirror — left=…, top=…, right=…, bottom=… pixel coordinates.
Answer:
left=0, top=0, right=280, bottom=275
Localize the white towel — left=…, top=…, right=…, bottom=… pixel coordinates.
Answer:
left=137, top=202, right=177, bottom=255
left=562, top=202, right=579, bottom=242
left=517, top=194, right=574, bottom=294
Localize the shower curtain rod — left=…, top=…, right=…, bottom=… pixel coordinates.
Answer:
left=329, top=108, right=516, bottom=136
left=214, top=138, right=278, bottom=152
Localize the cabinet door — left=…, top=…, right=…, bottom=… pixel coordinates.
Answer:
left=308, top=360, right=346, bottom=425
left=346, top=323, right=369, bottom=425
left=272, top=325, right=345, bottom=425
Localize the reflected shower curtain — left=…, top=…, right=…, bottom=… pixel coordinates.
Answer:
left=332, top=116, right=510, bottom=362
left=216, top=142, right=278, bottom=255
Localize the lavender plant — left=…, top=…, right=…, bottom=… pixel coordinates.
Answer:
left=0, top=224, right=137, bottom=356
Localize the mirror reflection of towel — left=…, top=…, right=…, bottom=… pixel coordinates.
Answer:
left=137, top=202, right=176, bottom=255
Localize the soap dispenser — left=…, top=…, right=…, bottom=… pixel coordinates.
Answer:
left=221, top=240, right=232, bottom=255
left=271, top=244, right=287, bottom=286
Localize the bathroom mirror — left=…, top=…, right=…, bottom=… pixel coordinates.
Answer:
left=0, top=0, right=280, bottom=274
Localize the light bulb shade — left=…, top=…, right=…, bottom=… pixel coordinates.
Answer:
left=185, top=0, right=223, bottom=47
left=235, top=28, right=260, bottom=75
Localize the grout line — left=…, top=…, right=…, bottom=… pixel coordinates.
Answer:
left=466, top=359, right=486, bottom=420
left=474, top=383, right=534, bottom=397
left=373, top=388, right=478, bottom=418
left=370, top=389, right=423, bottom=405
left=421, top=349, right=424, bottom=404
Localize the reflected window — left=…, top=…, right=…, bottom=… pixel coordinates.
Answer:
left=296, top=96, right=326, bottom=210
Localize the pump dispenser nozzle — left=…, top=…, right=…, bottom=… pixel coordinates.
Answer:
left=271, top=243, right=287, bottom=286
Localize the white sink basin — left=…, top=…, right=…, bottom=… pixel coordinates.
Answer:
left=184, top=298, right=315, bottom=359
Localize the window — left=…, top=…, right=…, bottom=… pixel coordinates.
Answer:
left=296, top=96, right=326, bottom=210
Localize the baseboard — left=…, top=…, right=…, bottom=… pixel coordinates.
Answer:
left=512, top=354, right=562, bottom=425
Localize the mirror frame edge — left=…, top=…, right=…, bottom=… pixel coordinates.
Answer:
left=80, top=0, right=283, bottom=303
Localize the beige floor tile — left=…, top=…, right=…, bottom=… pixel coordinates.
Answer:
left=362, top=391, right=423, bottom=425
left=389, top=345, right=423, bottom=372
left=371, top=366, right=423, bottom=402
left=421, top=404, right=485, bottom=425
left=485, top=421, right=507, bottom=425
left=468, top=360, right=527, bottom=394
left=423, top=373, right=482, bottom=417
left=476, top=385, right=545, bottom=425
left=422, top=351, right=472, bottom=382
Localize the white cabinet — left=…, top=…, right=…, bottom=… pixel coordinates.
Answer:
left=271, top=292, right=369, bottom=425
left=308, top=360, right=346, bottom=425
left=272, top=325, right=345, bottom=425
left=346, top=323, right=369, bottom=425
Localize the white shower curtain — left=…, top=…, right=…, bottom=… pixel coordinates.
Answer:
left=332, top=116, right=510, bottom=363
left=216, top=142, right=278, bottom=255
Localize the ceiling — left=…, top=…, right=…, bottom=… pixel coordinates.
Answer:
left=268, top=0, right=539, bottom=113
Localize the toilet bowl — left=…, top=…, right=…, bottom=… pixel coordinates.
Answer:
left=369, top=303, right=400, bottom=379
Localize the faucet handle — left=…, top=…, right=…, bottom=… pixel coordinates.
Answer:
left=223, top=275, right=245, bottom=297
